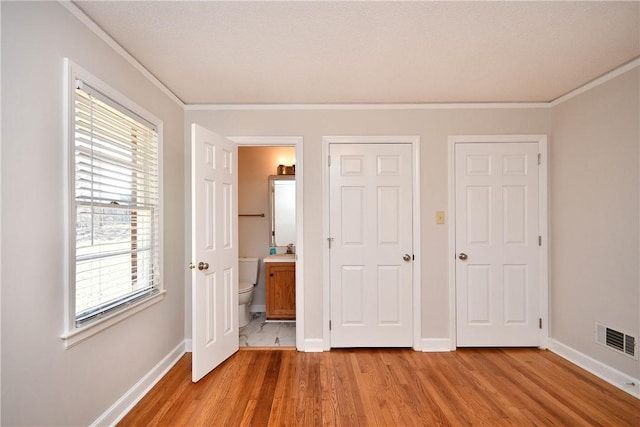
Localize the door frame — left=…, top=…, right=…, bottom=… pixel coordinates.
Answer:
left=448, top=134, right=549, bottom=350
left=321, top=136, right=422, bottom=351
left=229, top=136, right=305, bottom=351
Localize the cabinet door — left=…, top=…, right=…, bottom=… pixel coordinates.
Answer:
left=266, top=263, right=296, bottom=320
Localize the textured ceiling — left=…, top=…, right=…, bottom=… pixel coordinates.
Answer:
left=74, top=1, right=639, bottom=105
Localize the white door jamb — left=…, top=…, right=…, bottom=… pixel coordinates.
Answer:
left=229, top=136, right=305, bottom=352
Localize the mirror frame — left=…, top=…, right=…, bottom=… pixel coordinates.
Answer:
left=269, top=174, right=296, bottom=247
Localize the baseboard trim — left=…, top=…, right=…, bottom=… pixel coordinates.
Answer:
left=90, top=341, right=187, bottom=426
left=185, top=338, right=192, bottom=352
left=249, top=304, right=266, bottom=313
left=303, top=338, right=325, bottom=353
left=421, top=338, right=453, bottom=352
left=548, top=338, right=639, bottom=399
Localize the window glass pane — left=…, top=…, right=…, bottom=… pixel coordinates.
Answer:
left=73, top=84, right=160, bottom=325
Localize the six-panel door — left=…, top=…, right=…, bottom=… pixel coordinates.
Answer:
left=329, top=143, right=413, bottom=347
left=455, top=142, right=540, bottom=347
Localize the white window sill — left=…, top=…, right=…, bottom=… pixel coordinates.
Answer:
left=61, top=290, right=166, bottom=349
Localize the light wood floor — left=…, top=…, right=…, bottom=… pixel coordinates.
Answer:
left=118, top=348, right=639, bottom=426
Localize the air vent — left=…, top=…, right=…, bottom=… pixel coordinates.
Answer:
left=596, top=323, right=637, bottom=359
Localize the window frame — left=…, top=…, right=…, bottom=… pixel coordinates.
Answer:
left=61, top=59, right=165, bottom=348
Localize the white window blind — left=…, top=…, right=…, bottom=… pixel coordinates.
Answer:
left=73, top=80, right=160, bottom=326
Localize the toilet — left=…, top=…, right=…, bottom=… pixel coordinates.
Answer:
left=238, top=257, right=259, bottom=328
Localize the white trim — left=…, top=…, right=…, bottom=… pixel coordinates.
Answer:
left=0, top=3, right=3, bottom=422
left=411, top=140, right=422, bottom=351
left=228, top=136, right=305, bottom=352
left=322, top=136, right=421, bottom=351
left=321, top=139, right=331, bottom=351
left=185, top=339, right=192, bottom=353
left=447, top=138, right=457, bottom=350
left=549, top=339, right=640, bottom=399
left=229, top=136, right=303, bottom=146
left=550, top=57, right=640, bottom=107
left=304, top=339, right=325, bottom=353
left=448, top=135, right=549, bottom=350
left=62, top=59, right=166, bottom=348
left=90, top=341, right=186, bottom=426
left=421, top=339, right=453, bottom=352
left=185, top=103, right=549, bottom=111
left=61, top=291, right=167, bottom=349
left=538, top=136, right=549, bottom=349
left=58, top=1, right=184, bottom=108
left=249, top=304, right=266, bottom=313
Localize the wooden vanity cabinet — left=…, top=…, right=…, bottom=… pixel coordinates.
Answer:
left=266, top=262, right=295, bottom=320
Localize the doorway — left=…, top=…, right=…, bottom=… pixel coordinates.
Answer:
left=449, top=135, right=548, bottom=348
left=190, top=127, right=304, bottom=382
left=230, top=136, right=304, bottom=350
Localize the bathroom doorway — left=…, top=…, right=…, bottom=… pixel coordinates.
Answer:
left=232, top=137, right=303, bottom=348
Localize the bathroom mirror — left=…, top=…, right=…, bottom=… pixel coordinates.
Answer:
left=269, top=175, right=296, bottom=247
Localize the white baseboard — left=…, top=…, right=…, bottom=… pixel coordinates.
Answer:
left=302, top=338, right=325, bottom=352
left=249, top=304, right=265, bottom=313
left=90, top=341, right=187, bottom=426
left=184, top=338, right=192, bottom=352
left=548, top=338, right=639, bottom=399
left=421, top=338, right=453, bottom=352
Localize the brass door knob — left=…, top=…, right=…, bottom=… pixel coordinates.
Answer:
left=458, top=253, right=468, bottom=260
left=198, top=262, right=209, bottom=271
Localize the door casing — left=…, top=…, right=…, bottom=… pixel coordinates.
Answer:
left=322, top=136, right=422, bottom=351
left=448, top=135, right=549, bottom=350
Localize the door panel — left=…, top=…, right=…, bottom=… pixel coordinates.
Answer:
left=192, top=124, right=238, bottom=382
left=330, top=143, right=413, bottom=347
left=456, top=142, right=539, bottom=347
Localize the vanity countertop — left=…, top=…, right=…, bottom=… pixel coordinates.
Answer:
left=264, top=254, right=296, bottom=263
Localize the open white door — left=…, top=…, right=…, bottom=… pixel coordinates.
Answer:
left=191, top=124, right=238, bottom=382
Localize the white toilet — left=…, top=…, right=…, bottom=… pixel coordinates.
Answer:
left=238, top=257, right=259, bottom=328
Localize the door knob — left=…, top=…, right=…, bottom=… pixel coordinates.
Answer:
left=403, top=254, right=412, bottom=262
left=198, top=261, right=209, bottom=271
left=458, top=253, right=468, bottom=260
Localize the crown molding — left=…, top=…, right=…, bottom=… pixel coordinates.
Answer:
left=59, top=1, right=184, bottom=108
left=550, top=57, right=640, bottom=107
left=184, top=102, right=550, bottom=111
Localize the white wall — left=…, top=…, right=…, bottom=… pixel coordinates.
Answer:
left=550, top=67, right=639, bottom=379
left=1, top=2, right=185, bottom=425
left=185, top=107, right=550, bottom=341
left=238, top=146, right=296, bottom=309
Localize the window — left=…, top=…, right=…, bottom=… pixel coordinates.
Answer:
left=65, top=65, right=162, bottom=341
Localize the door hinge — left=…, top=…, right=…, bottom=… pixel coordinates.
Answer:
left=328, top=155, right=331, bottom=167
left=329, top=320, right=332, bottom=330
left=538, top=153, right=542, bottom=165
left=538, top=235, right=542, bottom=246
left=539, top=318, right=543, bottom=329
left=327, top=237, right=334, bottom=248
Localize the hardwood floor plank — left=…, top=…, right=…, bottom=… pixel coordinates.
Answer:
left=117, top=348, right=640, bottom=426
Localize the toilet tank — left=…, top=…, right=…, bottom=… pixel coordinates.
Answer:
left=239, top=257, right=259, bottom=285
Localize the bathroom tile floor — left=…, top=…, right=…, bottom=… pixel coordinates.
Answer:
left=239, top=312, right=296, bottom=347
